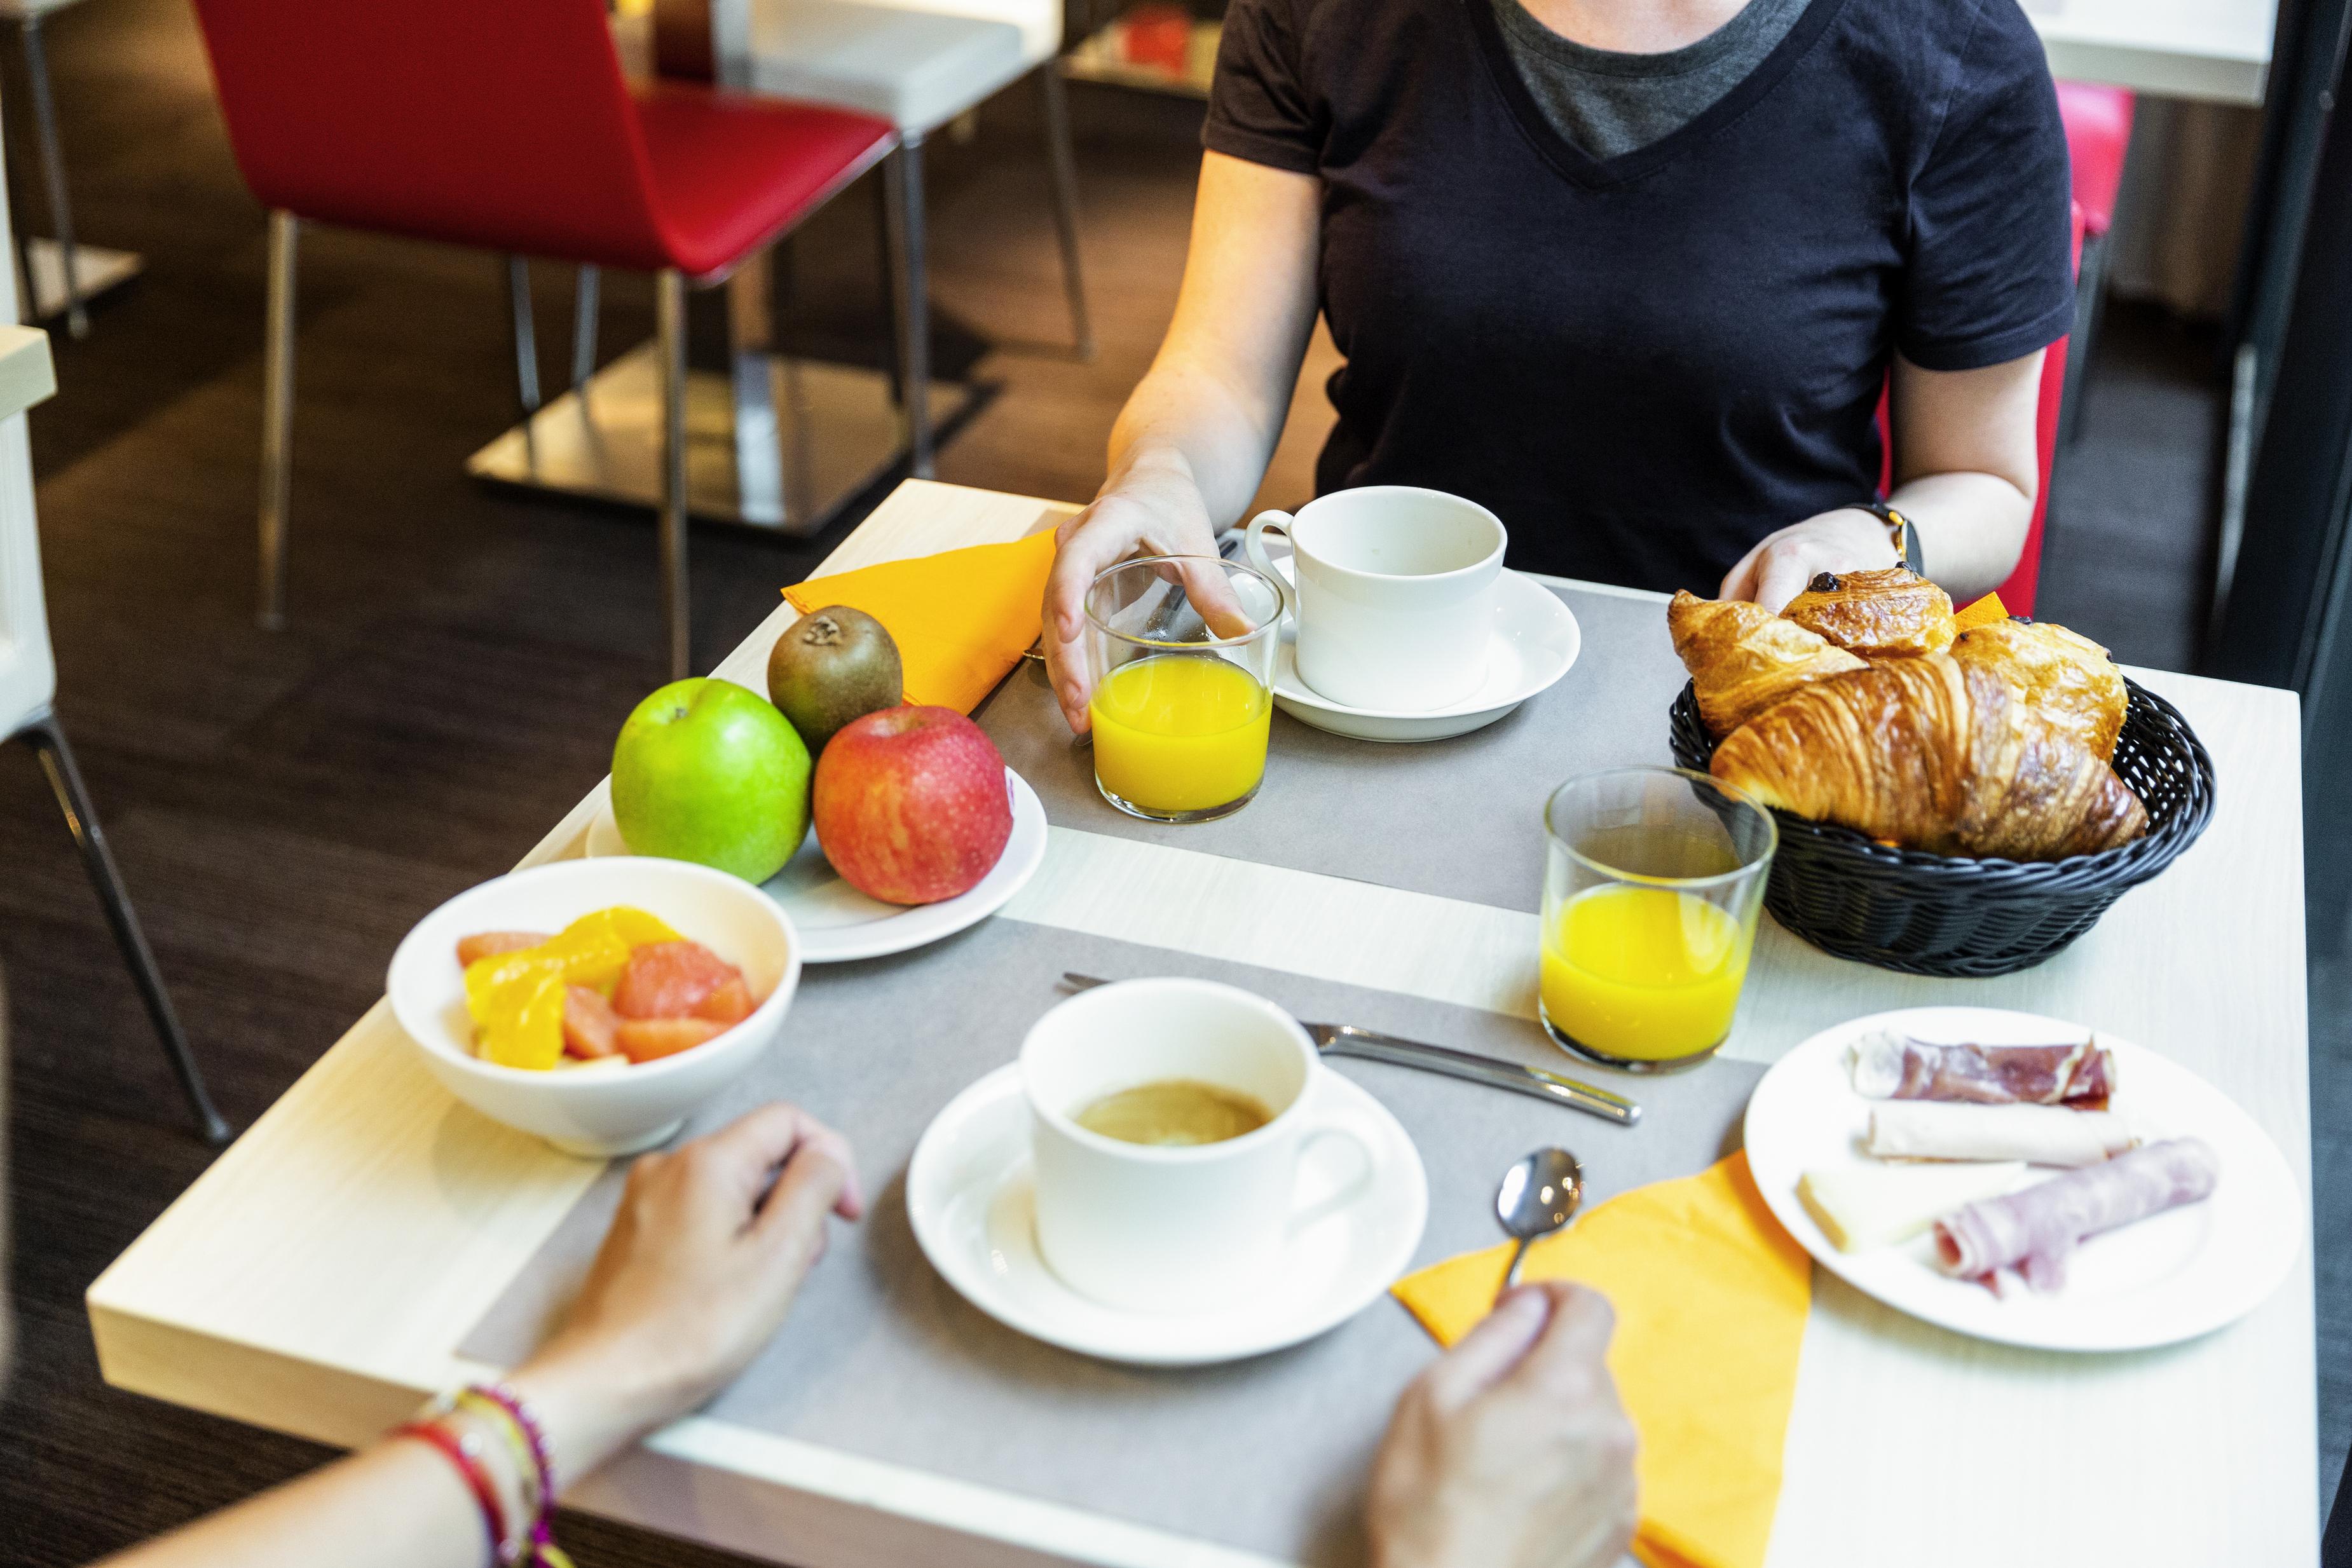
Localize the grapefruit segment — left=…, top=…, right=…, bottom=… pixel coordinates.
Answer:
left=612, top=940, right=742, bottom=1019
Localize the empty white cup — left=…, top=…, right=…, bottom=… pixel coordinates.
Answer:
left=1244, top=486, right=1507, bottom=711
left=1023, top=978, right=1377, bottom=1313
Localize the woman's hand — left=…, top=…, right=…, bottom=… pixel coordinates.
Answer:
left=1718, top=508, right=1899, bottom=614
left=1041, top=447, right=1226, bottom=733
left=1366, top=1283, right=1639, bottom=1568
left=509, top=1102, right=864, bottom=1483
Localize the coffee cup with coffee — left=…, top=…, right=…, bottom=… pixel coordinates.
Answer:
left=1022, top=978, right=1381, bottom=1313
left=1243, top=486, right=1507, bottom=711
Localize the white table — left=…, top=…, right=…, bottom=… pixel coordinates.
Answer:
left=2030, top=0, right=2277, bottom=106
left=87, top=480, right=2318, bottom=1568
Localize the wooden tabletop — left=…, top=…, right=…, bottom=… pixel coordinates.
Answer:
left=88, top=481, right=2317, bottom=1568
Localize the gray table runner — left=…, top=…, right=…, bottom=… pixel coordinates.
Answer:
left=463, top=917, right=1760, bottom=1564
left=975, top=583, right=1683, bottom=913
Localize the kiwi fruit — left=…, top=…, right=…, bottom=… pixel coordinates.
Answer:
left=767, top=606, right=904, bottom=754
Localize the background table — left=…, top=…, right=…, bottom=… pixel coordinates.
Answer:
left=2032, top=0, right=2277, bottom=105
left=87, top=481, right=2318, bottom=1567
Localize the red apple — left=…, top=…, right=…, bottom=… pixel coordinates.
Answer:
left=814, top=706, right=1013, bottom=904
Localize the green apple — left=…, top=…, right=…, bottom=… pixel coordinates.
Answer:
left=612, top=678, right=811, bottom=884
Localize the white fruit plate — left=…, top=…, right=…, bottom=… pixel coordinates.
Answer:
left=582, top=767, right=1048, bottom=964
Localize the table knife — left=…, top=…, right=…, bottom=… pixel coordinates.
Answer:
left=1057, top=973, right=1640, bottom=1126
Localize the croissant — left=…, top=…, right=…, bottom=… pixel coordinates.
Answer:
left=1782, top=567, right=1955, bottom=657
left=1668, top=590, right=1866, bottom=737
left=1950, top=619, right=2127, bottom=761
left=1709, top=655, right=2147, bottom=860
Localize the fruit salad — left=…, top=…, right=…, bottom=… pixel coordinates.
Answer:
left=458, top=906, right=760, bottom=1071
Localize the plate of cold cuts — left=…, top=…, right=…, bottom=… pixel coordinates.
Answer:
left=1743, top=1007, right=2302, bottom=1352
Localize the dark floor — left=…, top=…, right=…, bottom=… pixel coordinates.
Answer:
left=0, top=0, right=2336, bottom=1564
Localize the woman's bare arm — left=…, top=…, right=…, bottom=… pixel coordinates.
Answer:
left=90, top=1104, right=863, bottom=1568
left=1721, top=348, right=2044, bottom=611
left=1041, top=151, right=1322, bottom=731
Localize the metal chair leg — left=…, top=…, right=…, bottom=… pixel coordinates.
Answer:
left=1037, top=67, right=1093, bottom=360
left=655, top=268, right=690, bottom=679
left=17, top=715, right=232, bottom=1145
left=20, top=15, right=83, bottom=340
left=570, top=264, right=600, bottom=389
left=507, top=256, right=542, bottom=416
left=258, top=211, right=297, bottom=631
left=871, top=170, right=904, bottom=408
left=883, top=137, right=933, bottom=480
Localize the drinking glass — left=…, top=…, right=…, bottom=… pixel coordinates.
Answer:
left=1084, top=555, right=1284, bottom=822
left=1539, top=767, right=1777, bottom=1072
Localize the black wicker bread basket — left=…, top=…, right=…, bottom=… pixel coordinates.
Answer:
left=1667, top=676, right=2215, bottom=976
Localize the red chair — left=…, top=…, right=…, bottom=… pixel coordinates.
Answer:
left=2055, top=80, right=2135, bottom=444
left=1878, top=201, right=2084, bottom=617
left=187, top=0, right=898, bottom=676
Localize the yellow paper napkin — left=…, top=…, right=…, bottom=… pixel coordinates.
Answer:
left=782, top=529, right=1058, bottom=714
left=1391, top=1154, right=1811, bottom=1568
left=1951, top=590, right=2010, bottom=635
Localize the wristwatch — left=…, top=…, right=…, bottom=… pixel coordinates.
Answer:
left=1855, top=498, right=1922, bottom=575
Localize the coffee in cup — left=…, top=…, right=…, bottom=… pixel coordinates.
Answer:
left=1243, top=486, right=1507, bottom=712
left=1074, top=1079, right=1273, bottom=1147
left=1022, top=978, right=1378, bottom=1312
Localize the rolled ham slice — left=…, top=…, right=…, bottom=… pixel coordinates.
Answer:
left=1866, top=1102, right=2137, bottom=1167
left=1932, top=1137, right=2220, bottom=1291
left=1849, top=1030, right=2115, bottom=1108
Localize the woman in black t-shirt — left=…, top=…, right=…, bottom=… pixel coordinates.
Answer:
left=1039, top=0, right=2074, bottom=733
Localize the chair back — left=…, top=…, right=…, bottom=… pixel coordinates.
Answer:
left=187, top=0, right=680, bottom=271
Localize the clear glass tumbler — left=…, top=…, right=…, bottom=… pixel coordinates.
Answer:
left=1538, top=767, right=1777, bottom=1072
left=1084, top=555, right=1285, bottom=823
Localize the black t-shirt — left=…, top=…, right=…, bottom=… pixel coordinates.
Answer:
left=1205, top=0, right=2075, bottom=592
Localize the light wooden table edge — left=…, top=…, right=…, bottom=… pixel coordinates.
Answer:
left=79, top=480, right=2317, bottom=1568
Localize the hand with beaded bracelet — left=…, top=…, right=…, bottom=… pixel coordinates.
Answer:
left=83, top=1103, right=863, bottom=1568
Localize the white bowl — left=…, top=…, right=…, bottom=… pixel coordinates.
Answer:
left=387, top=859, right=802, bottom=1157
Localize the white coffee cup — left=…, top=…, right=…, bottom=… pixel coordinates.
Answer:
left=1243, top=486, right=1507, bottom=711
left=1023, top=978, right=1379, bottom=1314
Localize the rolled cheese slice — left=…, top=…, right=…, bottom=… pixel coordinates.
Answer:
left=1797, top=1161, right=2028, bottom=1252
left=1865, top=1102, right=2137, bottom=1167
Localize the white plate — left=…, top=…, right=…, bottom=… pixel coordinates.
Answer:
left=907, top=1063, right=1429, bottom=1365
left=1744, top=1007, right=2302, bottom=1352
left=1268, top=562, right=1581, bottom=742
left=583, top=767, right=1048, bottom=964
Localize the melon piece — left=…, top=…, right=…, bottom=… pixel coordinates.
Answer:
left=456, top=931, right=553, bottom=967
left=615, top=1016, right=729, bottom=1063
left=562, top=985, right=622, bottom=1059
left=612, top=940, right=742, bottom=1019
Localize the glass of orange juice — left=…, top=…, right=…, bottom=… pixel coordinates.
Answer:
left=1084, top=555, right=1284, bottom=822
left=1539, top=768, right=1776, bottom=1072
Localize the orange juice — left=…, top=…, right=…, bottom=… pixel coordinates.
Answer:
left=1090, top=653, right=1272, bottom=817
left=1539, top=883, right=1754, bottom=1062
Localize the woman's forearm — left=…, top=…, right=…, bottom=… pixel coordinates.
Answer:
left=94, top=1440, right=488, bottom=1568
left=1887, top=468, right=2034, bottom=601
left=1102, top=355, right=1293, bottom=532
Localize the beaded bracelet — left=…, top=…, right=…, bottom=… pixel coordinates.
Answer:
left=420, top=1382, right=575, bottom=1568
left=393, top=1418, right=517, bottom=1564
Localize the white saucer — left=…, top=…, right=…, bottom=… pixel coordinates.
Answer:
left=1744, top=1006, right=2302, bottom=1353
left=907, top=1064, right=1428, bottom=1365
left=1267, top=562, right=1580, bottom=743
left=582, top=767, right=1048, bottom=964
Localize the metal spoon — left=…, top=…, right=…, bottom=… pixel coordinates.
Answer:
left=1494, top=1147, right=1585, bottom=1302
